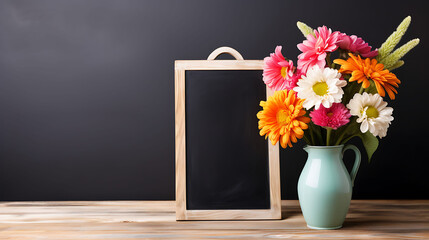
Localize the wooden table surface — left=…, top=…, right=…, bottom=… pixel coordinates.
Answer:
left=0, top=200, right=428, bottom=239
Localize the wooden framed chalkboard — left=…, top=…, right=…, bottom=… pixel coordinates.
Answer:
left=175, top=47, right=281, bottom=220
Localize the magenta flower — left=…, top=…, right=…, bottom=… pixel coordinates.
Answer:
left=309, top=103, right=351, bottom=130
left=337, top=33, right=378, bottom=58
left=297, top=26, right=340, bottom=74
left=263, top=46, right=300, bottom=91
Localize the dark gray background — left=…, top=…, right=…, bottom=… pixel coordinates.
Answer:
left=0, top=0, right=428, bottom=200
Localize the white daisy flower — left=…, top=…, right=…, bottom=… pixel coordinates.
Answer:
left=347, top=92, right=394, bottom=138
left=293, top=65, right=347, bottom=110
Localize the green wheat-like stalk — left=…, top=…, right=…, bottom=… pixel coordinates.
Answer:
left=377, top=16, right=419, bottom=70
left=297, top=21, right=315, bottom=38
left=387, top=60, right=405, bottom=71
left=382, top=39, right=420, bottom=69
left=377, top=16, right=412, bottom=61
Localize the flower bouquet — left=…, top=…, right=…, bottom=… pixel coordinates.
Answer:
left=258, top=16, right=419, bottom=159
left=257, top=17, right=419, bottom=229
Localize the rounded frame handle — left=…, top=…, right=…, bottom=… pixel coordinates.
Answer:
left=207, top=46, right=244, bottom=60
left=342, top=144, right=361, bottom=187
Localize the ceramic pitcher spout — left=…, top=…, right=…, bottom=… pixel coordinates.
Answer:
left=303, top=145, right=344, bottom=155
left=303, top=145, right=309, bottom=153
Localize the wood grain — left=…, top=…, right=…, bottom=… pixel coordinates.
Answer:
left=0, top=200, right=428, bottom=239
left=175, top=60, right=263, bottom=70
left=174, top=66, right=187, bottom=220
left=266, top=86, right=281, bottom=220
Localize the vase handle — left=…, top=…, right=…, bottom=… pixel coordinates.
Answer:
left=342, top=144, right=361, bottom=187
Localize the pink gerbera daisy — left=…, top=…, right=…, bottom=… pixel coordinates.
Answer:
left=297, top=26, right=340, bottom=73
left=337, top=33, right=378, bottom=58
left=309, top=103, right=351, bottom=129
left=263, top=46, right=300, bottom=91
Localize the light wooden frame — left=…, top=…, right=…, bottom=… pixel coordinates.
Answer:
left=175, top=47, right=281, bottom=220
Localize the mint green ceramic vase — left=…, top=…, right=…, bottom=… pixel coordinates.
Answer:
left=298, top=145, right=361, bottom=230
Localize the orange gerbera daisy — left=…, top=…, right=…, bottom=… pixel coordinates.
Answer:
left=334, top=53, right=401, bottom=99
left=257, top=90, right=310, bottom=148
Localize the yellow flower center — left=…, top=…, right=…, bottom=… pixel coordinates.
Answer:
left=312, top=82, right=328, bottom=96
left=276, top=109, right=291, bottom=125
left=280, top=66, right=288, bottom=78
left=364, top=106, right=379, bottom=118
left=327, top=112, right=334, bottom=117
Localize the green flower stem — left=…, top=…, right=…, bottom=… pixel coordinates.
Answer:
left=316, top=124, right=324, bottom=145
left=335, top=124, right=353, bottom=145
left=302, top=134, right=311, bottom=145
left=359, top=85, right=364, bottom=94
left=326, top=53, right=332, bottom=67
left=309, top=124, right=315, bottom=145
left=326, top=127, right=332, bottom=146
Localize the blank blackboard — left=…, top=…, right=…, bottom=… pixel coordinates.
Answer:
left=185, top=70, right=269, bottom=210
left=175, top=48, right=281, bottom=220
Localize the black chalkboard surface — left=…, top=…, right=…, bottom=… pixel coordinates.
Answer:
left=185, top=70, right=269, bottom=210
left=175, top=47, right=281, bottom=220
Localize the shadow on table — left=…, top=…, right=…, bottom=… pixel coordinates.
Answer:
left=281, top=204, right=302, bottom=220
